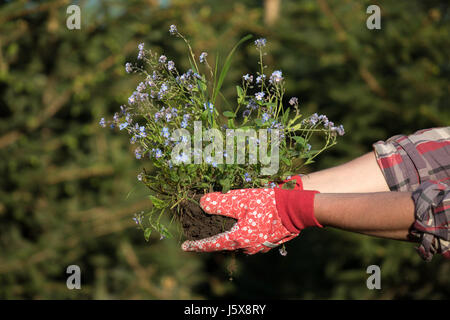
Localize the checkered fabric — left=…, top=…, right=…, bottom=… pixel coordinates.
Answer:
left=373, top=127, right=450, bottom=261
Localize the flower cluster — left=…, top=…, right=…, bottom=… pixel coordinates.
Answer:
left=100, top=26, right=344, bottom=240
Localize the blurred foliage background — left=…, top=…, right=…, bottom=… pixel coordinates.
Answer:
left=0, top=0, right=449, bottom=299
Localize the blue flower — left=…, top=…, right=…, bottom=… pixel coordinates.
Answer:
left=181, top=120, right=188, bottom=128
left=167, top=61, right=175, bottom=71
left=119, top=122, right=128, bottom=130
left=243, top=74, right=253, bottom=82
left=247, top=100, right=258, bottom=110
left=262, top=113, right=269, bottom=123
left=125, top=62, right=132, bottom=73
left=199, top=52, right=208, bottom=63
left=154, top=148, right=163, bottom=158
left=244, top=172, right=251, bottom=182
left=146, top=78, right=155, bottom=87
left=175, top=152, right=190, bottom=164
left=138, top=126, right=146, bottom=138
left=309, top=113, right=319, bottom=125
left=255, top=92, right=265, bottom=101
left=169, top=24, right=177, bottom=35
left=135, top=148, right=142, bottom=159
left=161, top=127, right=170, bottom=138
left=132, top=213, right=142, bottom=225
left=204, top=102, right=214, bottom=113
left=256, top=74, right=266, bottom=83
left=128, top=92, right=137, bottom=105
left=269, top=70, right=283, bottom=84
left=289, top=97, right=298, bottom=106
left=331, top=124, right=345, bottom=136
left=136, top=82, right=146, bottom=92
left=254, top=38, right=267, bottom=48
left=99, top=118, right=106, bottom=127
left=158, top=83, right=169, bottom=99
left=137, top=43, right=145, bottom=59
left=159, top=55, right=167, bottom=64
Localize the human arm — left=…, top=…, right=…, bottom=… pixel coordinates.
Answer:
left=299, top=151, right=390, bottom=193
left=314, top=192, right=415, bottom=241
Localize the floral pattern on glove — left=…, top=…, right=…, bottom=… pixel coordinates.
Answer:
left=181, top=188, right=299, bottom=255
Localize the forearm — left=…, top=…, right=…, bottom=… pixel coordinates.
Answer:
left=313, top=192, right=416, bottom=241
left=301, top=151, right=390, bottom=193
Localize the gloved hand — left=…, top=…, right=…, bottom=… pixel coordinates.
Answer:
left=181, top=186, right=321, bottom=255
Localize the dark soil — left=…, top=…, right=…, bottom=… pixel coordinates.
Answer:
left=179, top=194, right=237, bottom=240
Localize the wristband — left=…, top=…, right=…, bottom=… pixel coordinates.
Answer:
left=274, top=189, right=322, bottom=233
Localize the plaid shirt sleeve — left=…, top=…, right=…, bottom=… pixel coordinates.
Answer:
left=410, top=180, right=450, bottom=261
left=372, top=127, right=450, bottom=261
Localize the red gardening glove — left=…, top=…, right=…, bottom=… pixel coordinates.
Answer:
left=181, top=187, right=321, bottom=255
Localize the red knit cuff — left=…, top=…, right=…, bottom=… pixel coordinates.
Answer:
left=274, top=189, right=321, bottom=233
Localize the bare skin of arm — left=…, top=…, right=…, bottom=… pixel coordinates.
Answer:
left=300, top=151, right=416, bottom=241
left=301, top=151, right=390, bottom=193
left=314, top=192, right=416, bottom=241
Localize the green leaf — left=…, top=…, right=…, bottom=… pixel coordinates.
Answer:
left=293, top=136, right=306, bottom=145
left=148, top=195, right=167, bottom=209
left=281, top=157, right=291, bottom=166
left=197, top=78, right=207, bottom=92
left=254, top=119, right=264, bottom=126
left=219, top=178, right=231, bottom=194
left=201, top=109, right=209, bottom=122
left=144, top=228, right=152, bottom=241
left=159, top=225, right=172, bottom=239
left=223, top=111, right=236, bottom=118
left=281, top=172, right=295, bottom=180
left=236, top=85, right=244, bottom=104
left=282, top=108, right=290, bottom=124
left=199, top=182, right=210, bottom=189
left=264, top=102, right=277, bottom=108
left=236, top=85, right=244, bottom=99
left=281, top=180, right=296, bottom=190
left=212, top=34, right=253, bottom=104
